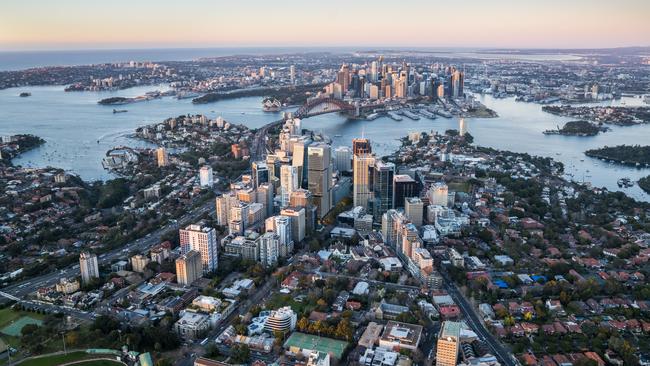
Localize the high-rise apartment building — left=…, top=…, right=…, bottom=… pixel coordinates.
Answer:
left=199, top=166, right=213, bottom=187
left=353, top=138, right=374, bottom=211
left=216, top=192, right=237, bottom=226
left=175, top=250, right=203, bottom=286
left=307, top=143, right=331, bottom=217
left=280, top=165, right=299, bottom=209
left=373, top=160, right=395, bottom=218
left=436, top=321, right=461, bottom=366
left=79, top=252, right=99, bottom=285
left=156, top=147, right=169, bottom=167
left=280, top=207, right=306, bottom=243
left=258, top=232, right=280, bottom=267
left=179, top=224, right=218, bottom=272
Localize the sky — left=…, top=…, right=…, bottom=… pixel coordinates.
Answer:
left=1, top=0, right=649, bottom=51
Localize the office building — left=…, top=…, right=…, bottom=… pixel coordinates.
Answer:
left=289, top=188, right=312, bottom=208
left=427, top=182, right=449, bottom=207
left=392, top=175, right=417, bottom=209
left=280, top=165, right=299, bottom=209
left=156, top=147, right=169, bottom=167
left=405, top=197, right=424, bottom=227
left=199, top=166, right=213, bottom=187
left=281, top=207, right=306, bottom=243
left=251, top=161, right=269, bottom=189
left=179, top=224, right=218, bottom=272
left=256, top=183, right=274, bottom=218
left=373, top=160, right=395, bottom=218
left=334, top=146, right=352, bottom=173
left=175, top=250, right=203, bottom=286
left=307, top=143, right=332, bottom=217
left=378, top=321, right=423, bottom=352
left=436, top=321, right=461, bottom=366
left=79, top=252, right=99, bottom=285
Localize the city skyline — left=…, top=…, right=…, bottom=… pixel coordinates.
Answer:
left=2, top=0, right=649, bottom=51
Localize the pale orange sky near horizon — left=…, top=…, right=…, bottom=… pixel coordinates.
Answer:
left=1, top=0, right=649, bottom=50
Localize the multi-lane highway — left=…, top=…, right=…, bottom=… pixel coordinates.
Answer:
left=441, top=271, right=519, bottom=366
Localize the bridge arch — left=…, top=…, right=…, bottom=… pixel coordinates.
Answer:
left=294, top=97, right=355, bottom=118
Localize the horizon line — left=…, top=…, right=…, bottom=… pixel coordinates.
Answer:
left=2, top=44, right=650, bottom=53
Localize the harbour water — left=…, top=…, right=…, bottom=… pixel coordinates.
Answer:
left=0, top=84, right=649, bottom=201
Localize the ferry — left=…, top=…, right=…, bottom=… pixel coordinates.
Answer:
left=418, top=110, right=437, bottom=119
left=402, top=110, right=420, bottom=121
left=176, top=91, right=200, bottom=100
left=387, top=112, right=402, bottom=121
left=435, top=110, right=452, bottom=118
left=366, top=112, right=380, bottom=120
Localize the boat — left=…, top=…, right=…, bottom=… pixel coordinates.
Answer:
left=387, top=112, right=402, bottom=121
left=617, top=177, right=634, bottom=188
left=402, top=110, right=420, bottom=121
left=366, top=112, right=380, bottom=121
left=176, top=91, right=200, bottom=100
left=418, top=110, right=437, bottom=119
left=334, top=134, right=342, bottom=138
left=19, top=92, right=31, bottom=97
left=435, top=110, right=452, bottom=118
left=113, top=109, right=128, bottom=114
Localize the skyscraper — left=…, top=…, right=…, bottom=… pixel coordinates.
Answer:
left=436, top=321, right=461, bottom=366
left=334, top=146, right=352, bottom=173
left=199, top=166, right=213, bottom=187
left=451, top=69, right=464, bottom=98
left=79, top=252, right=99, bottom=285
left=373, top=160, right=395, bottom=218
left=352, top=138, right=374, bottom=211
left=289, top=65, right=296, bottom=85
left=251, top=161, right=269, bottom=189
left=392, top=175, right=417, bottom=209
left=179, top=224, right=218, bottom=272
left=459, top=118, right=467, bottom=136
left=156, top=147, right=169, bottom=167
left=280, top=165, right=299, bottom=209
left=256, top=183, right=274, bottom=218
left=175, top=250, right=202, bottom=286
left=307, top=143, right=332, bottom=217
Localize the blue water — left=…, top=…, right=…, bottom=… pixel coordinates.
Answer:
left=0, top=83, right=648, bottom=200
left=0, top=47, right=356, bottom=71
left=0, top=47, right=580, bottom=71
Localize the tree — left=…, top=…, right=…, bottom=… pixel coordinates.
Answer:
left=230, top=344, right=250, bottom=363
left=20, top=324, right=39, bottom=337
left=297, top=317, right=310, bottom=332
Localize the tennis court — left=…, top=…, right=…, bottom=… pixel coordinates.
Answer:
left=284, top=332, right=348, bottom=359
left=1, top=316, right=43, bottom=337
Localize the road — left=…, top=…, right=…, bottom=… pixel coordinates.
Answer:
left=441, top=271, right=519, bottom=366
left=0, top=198, right=215, bottom=301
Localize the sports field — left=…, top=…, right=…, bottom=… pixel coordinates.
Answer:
left=284, top=332, right=348, bottom=359
left=1, top=316, right=43, bottom=337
